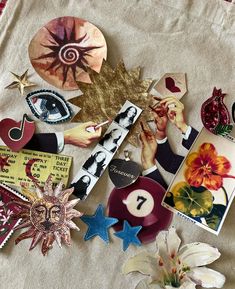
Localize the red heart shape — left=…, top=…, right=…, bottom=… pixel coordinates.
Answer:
left=0, top=114, right=35, bottom=152
left=165, top=77, right=181, bottom=93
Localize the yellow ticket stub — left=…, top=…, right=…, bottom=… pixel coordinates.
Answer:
left=0, top=146, right=72, bottom=189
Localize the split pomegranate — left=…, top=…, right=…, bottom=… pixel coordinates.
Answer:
left=201, top=87, right=230, bottom=133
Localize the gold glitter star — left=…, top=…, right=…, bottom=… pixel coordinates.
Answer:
left=5, top=69, right=36, bottom=95
left=69, top=61, right=154, bottom=146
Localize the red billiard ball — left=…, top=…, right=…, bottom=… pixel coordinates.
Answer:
left=107, top=176, right=173, bottom=244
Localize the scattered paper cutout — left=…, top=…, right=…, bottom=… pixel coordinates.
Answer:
left=0, top=183, right=28, bottom=249
left=68, top=60, right=154, bottom=146
left=114, top=220, right=142, bottom=251
left=26, top=89, right=73, bottom=124
left=122, top=227, right=225, bottom=289
left=0, top=146, right=72, bottom=189
left=0, top=114, right=35, bottom=152
left=162, top=128, right=235, bottom=235
left=29, top=16, right=107, bottom=90
left=80, top=204, right=118, bottom=243
left=5, top=70, right=36, bottom=95
left=13, top=175, right=82, bottom=255
left=201, top=87, right=230, bottom=134
left=154, top=73, right=187, bottom=100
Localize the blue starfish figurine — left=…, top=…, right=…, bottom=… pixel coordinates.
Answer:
left=114, top=220, right=142, bottom=251
left=81, top=204, right=118, bottom=243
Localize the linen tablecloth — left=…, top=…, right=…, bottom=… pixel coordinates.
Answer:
left=0, top=0, right=235, bottom=288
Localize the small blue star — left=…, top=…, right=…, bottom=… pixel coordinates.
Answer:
left=81, top=204, right=118, bottom=243
left=114, top=220, right=142, bottom=251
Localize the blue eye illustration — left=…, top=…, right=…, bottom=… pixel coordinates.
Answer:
left=26, top=89, right=73, bottom=124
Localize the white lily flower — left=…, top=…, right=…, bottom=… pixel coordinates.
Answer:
left=122, top=228, right=225, bottom=289
left=187, top=267, right=225, bottom=288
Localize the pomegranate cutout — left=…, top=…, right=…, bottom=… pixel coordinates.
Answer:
left=201, top=87, right=230, bottom=134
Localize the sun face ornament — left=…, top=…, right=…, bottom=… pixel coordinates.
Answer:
left=13, top=175, right=82, bottom=255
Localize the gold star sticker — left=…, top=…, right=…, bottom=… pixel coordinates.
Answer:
left=5, top=69, right=36, bottom=95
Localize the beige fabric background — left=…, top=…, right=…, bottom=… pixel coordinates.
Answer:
left=0, top=0, right=235, bottom=288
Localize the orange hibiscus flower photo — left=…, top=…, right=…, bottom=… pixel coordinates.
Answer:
left=185, top=142, right=235, bottom=190
left=162, top=128, right=235, bottom=234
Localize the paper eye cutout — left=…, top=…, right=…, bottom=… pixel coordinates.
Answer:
left=26, top=89, right=73, bottom=124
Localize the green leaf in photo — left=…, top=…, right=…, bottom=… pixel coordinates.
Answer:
left=170, top=182, right=213, bottom=218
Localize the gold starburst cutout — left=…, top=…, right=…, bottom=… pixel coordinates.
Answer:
left=14, top=175, right=82, bottom=256
left=69, top=61, right=154, bottom=146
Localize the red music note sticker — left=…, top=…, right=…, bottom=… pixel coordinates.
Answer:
left=0, top=114, right=35, bottom=152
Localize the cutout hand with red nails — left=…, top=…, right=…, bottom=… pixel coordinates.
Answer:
left=64, top=122, right=102, bottom=148
left=143, top=95, right=199, bottom=179
left=159, top=96, right=188, bottom=134
left=149, top=99, right=168, bottom=141
left=25, top=121, right=103, bottom=153
left=139, top=121, right=157, bottom=171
